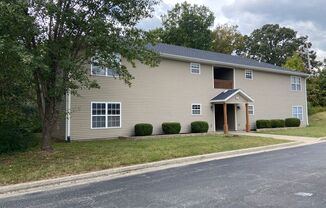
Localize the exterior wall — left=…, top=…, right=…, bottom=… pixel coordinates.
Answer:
left=70, top=58, right=222, bottom=140
left=234, top=68, right=307, bottom=130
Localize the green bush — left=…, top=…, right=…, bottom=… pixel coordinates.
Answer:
left=191, top=121, right=209, bottom=133
left=308, top=104, right=326, bottom=116
left=134, top=123, right=153, bottom=136
left=285, top=118, right=301, bottom=127
left=0, top=124, right=38, bottom=154
left=256, top=120, right=272, bottom=129
left=271, top=119, right=285, bottom=128
left=162, top=122, right=181, bottom=134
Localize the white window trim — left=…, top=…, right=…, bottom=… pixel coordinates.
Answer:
left=245, top=69, right=253, bottom=80
left=290, top=76, right=302, bottom=91
left=248, top=104, right=254, bottom=115
left=191, top=103, right=202, bottom=115
left=190, top=63, right=201, bottom=74
left=91, top=101, right=122, bottom=129
left=292, top=105, right=304, bottom=121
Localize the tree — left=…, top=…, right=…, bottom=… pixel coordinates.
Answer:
left=159, top=1, right=214, bottom=50
left=282, top=52, right=305, bottom=72
left=237, top=24, right=317, bottom=69
left=0, top=0, right=159, bottom=151
left=210, top=24, right=244, bottom=54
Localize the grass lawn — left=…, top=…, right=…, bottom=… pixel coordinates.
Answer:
left=261, top=111, right=326, bottom=138
left=0, top=135, right=289, bottom=185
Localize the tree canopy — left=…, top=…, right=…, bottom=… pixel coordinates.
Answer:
left=237, top=24, right=318, bottom=71
left=282, top=52, right=305, bottom=72
left=0, top=0, right=159, bottom=151
left=158, top=1, right=215, bottom=50
left=210, top=24, right=244, bottom=54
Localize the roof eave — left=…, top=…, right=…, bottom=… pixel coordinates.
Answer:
left=160, top=53, right=309, bottom=78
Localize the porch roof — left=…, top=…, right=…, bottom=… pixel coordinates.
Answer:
left=210, top=89, right=254, bottom=103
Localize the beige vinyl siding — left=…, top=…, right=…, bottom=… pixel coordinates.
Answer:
left=234, top=68, right=307, bottom=130
left=70, top=59, right=222, bottom=140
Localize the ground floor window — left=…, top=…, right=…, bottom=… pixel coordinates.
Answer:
left=92, top=102, right=121, bottom=128
left=192, top=104, right=201, bottom=115
left=248, top=105, right=254, bottom=115
left=292, top=106, right=303, bottom=121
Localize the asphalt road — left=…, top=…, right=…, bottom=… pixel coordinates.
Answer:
left=2, top=142, right=326, bottom=208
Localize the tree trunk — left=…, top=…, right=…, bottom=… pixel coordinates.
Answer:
left=41, top=119, right=54, bottom=151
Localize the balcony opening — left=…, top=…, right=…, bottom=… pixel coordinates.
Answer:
left=214, top=67, right=234, bottom=89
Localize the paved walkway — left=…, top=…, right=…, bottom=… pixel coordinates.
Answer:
left=232, top=132, right=321, bottom=143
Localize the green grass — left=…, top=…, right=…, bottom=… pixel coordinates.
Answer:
left=0, top=135, right=288, bottom=185
left=261, top=111, right=326, bottom=138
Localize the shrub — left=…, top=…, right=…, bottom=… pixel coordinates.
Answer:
left=0, top=124, right=38, bottom=154
left=134, top=123, right=153, bottom=136
left=271, top=119, right=285, bottom=128
left=256, top=120, right=272, bottom=129
left=162, top=122, right=181, bottom=134
left=191, top=121, right=209, bottom=133
left=285, top=118, right=301, bottom=127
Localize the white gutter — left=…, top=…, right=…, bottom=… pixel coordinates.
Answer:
left=160, top=53, right=309, bottom=78
left=65, top=89, right=71, bottom=142
left=305, top=78, right=309, bottom=126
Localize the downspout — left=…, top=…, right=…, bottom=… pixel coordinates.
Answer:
left=65, top=89, right=71, bottom=142
left=305, top=78, right=309, bottom=126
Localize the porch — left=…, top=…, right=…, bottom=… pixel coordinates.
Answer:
left=211, top=89, right=254, bottom=134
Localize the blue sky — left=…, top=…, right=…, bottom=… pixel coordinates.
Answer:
left=138, top=0, right=326, bottom=60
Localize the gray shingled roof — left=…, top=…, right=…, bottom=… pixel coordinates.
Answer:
left=146, top=43, right=308, bottom=77
left=211, top=89, right=239, bottom=101
left=211, top=89, right=254, bottom=103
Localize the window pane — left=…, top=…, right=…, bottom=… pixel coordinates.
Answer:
left=92, top=116, right=106, bottom=128
left=107, top=68, right=119, bottom=77
left=92, top=103, right=106, bottom=115
left=108, top=116, right=120, bottom=127
left=108, top=103, right=121, bottom=115
left=92, top=65, right=106, bottom=76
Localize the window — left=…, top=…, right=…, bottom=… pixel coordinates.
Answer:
left=91, top=102, right=121, bottom=128
left=192, top=104, right=201, bottom=115
left=248, top=105, right=254, bottom=115
left=291, top=76, right=301, bottom=91
left=245, top=70, right=253, bottom=80
left=190, top=63, right=200, bottom=74
left=292, top=106, right=303, bottom=121
left=91, top=55, right=121, bottom=77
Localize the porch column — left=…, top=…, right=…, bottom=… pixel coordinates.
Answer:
left=223, top=103, right=228, bottom=134
left=245, top=103, right=250, bottom=132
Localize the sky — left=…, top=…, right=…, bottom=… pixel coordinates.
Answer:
left=137, top=0, right=326, bottom=61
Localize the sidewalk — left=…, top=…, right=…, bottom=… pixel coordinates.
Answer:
left=232, top=132, right=322, bottom=143
left=1, top=135, right=323, bottom=199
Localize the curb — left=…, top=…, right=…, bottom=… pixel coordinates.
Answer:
left=0, top=141, right=317, bottom=198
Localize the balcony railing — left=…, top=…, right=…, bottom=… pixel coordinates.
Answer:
left=214, top=79, right=233, bottom=89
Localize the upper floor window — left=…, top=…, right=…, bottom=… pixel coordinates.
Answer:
left=245, top=70, right=253, bottom=80
left=248, top=105, right=254, bottom=115
left=292, top=106, right=303, bottom=121
left=291, top=76, right=301, bottom=91
left=91, top=54, right=121, bottom=77
left=191, top=104, right=201, bottom=115
left=190, top=63, right=201, bottom=74
left=91, top=102, right=121, bottom=129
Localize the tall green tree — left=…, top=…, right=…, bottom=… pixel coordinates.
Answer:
left=0, top=0, right=159, bottom=151
left=237, top=24, right=318, bottom=70
left=210, top=24, right=244, bottom=54
left=159, top=1, right=215, bottom=50
left=282, top=52, right=305, bottom=72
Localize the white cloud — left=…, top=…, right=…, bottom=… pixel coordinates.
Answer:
left=138, top=0, right=326, bottom=60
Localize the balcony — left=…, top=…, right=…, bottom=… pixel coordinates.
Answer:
left=214, top=79, right=233, bottom=89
